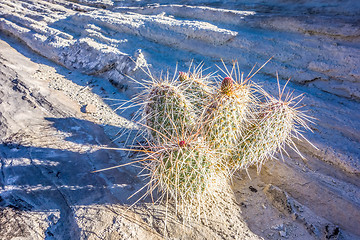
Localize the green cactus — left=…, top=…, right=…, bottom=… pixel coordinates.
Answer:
left=178, top=68, right=214, bottom=117
left=203, top=76, right=254, bottom=158
left=121, top=62, right=313, bottom=221
left=144, top=134, right=229, bottom=220
left=143, top=81, right=196, bottom=143
left=231, top=88, right=311, bottom=171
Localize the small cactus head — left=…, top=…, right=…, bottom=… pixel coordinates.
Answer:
left=143, top=82, right=196, bottom=144
left=221, top=77, right=234, bottom=95
left=179, top=71, right=189, bottom=82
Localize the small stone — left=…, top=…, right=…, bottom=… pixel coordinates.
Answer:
left=264, top=184, right=293, bottom=214
left=249, top=186, right=258, bottom=192
left=271, top=224, right=284, bottom=230
left=279, top=230, right=287, bottom=237
left=81, top=104, right=97, bottom=113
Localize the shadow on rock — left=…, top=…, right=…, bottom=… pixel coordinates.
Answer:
left=0, top=117, right=151, bottom=239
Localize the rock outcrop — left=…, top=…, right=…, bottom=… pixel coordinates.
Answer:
left=0, top=0, right=359, bottom=239
left=1, top=0, right=359, bottom=99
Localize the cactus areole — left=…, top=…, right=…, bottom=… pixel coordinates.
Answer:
left=221, top=77, right=234, bottom=95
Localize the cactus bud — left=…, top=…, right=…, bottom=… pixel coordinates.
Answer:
left=221, top=77, right=234, bottom=95
left=179, top=140, right=186, bottom=147
left=179, top=71, right=188, bottom=82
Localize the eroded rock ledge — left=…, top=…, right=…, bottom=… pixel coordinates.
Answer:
left=0, top=0, right=359, bottom=99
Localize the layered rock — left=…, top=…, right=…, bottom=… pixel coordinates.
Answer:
left=0, top=0, right=359, bottom=239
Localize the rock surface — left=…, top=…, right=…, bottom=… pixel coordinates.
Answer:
left=1, top=0, right=359, bottom=99
left=0, top=0, right=359, bottom=239
left=0, top=36, right=259, bottom=239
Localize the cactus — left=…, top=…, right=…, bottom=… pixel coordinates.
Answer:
left=114, top=61, right=313, bottom=221
left=203, top=76, right=254, bottom=159
left=177, top=66, right=214, bottom=117
left=142, top=81, right=196, bottom=143
left=143, top=134, right=229, bottom=220
left=231, top=86, right=312, bottom=171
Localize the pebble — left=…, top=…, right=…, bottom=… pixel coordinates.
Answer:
left=279, top=230, right=287, bottom=237
left=81, top=104, right=97, bottom=113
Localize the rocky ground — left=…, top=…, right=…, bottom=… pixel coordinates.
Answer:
left=0, top=0, right=359, bottom=239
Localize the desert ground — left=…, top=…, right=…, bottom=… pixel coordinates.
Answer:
left=0, top=0, right=359, bottom=239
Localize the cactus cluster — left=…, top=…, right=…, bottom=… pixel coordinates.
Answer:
left=129, top=62, right=312, bottom=220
